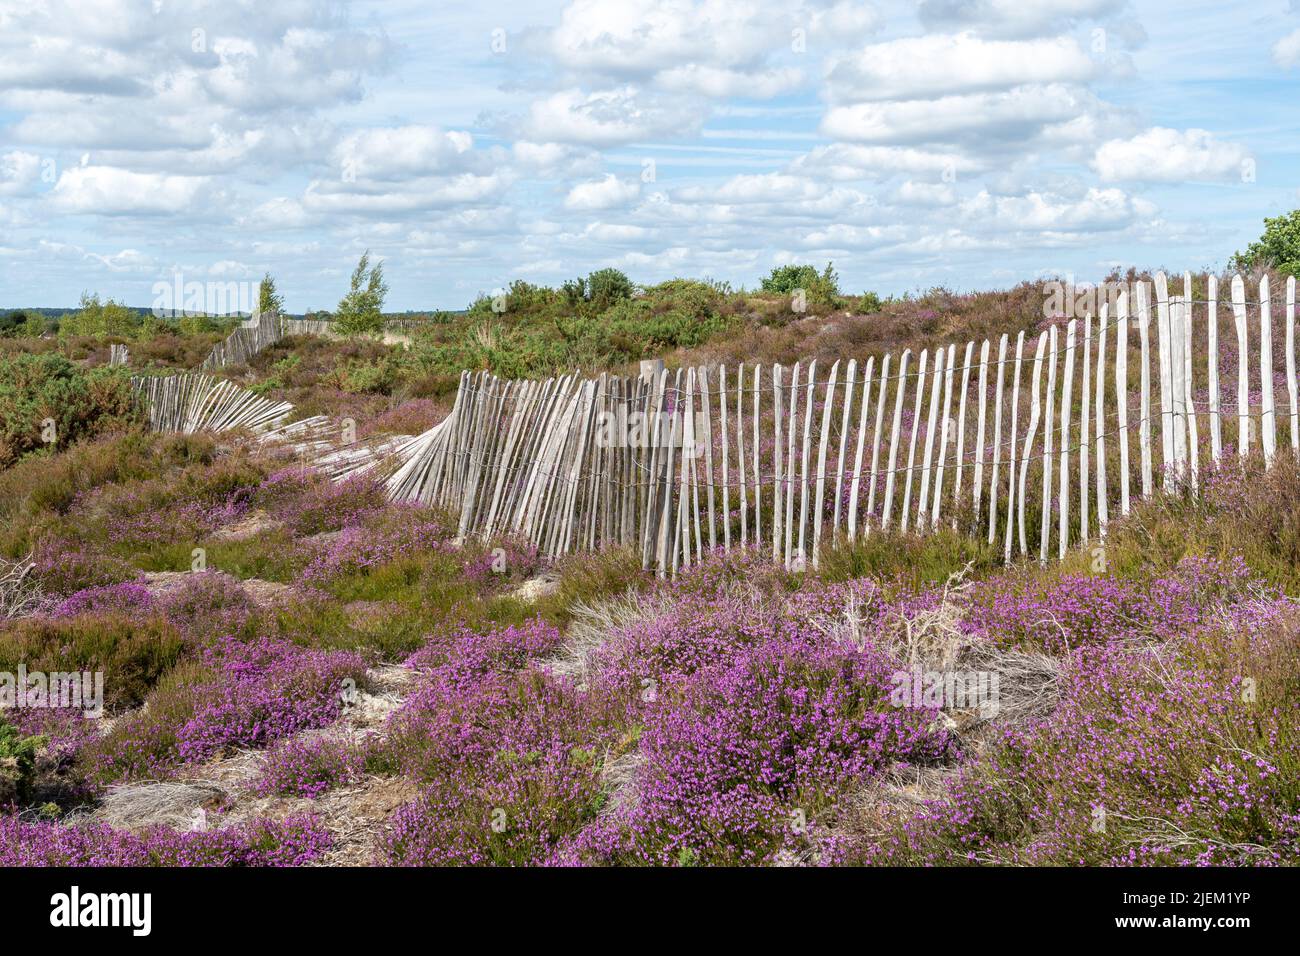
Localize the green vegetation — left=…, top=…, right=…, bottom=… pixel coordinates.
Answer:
left=258, top=273, right=285, bottom=316
left=1233, top=208, right=1300, bottom=277
left=0, top=353, right=136, bottom=470
left=335, top=251, right=390, bottom=337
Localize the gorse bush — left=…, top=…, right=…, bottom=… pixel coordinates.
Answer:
left=0, top=353, right=136, bottom=470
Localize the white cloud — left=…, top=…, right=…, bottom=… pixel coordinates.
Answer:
left=960, top=186, right=1156, bottom=232
left=674, top=173, right=828, bottom=204
left=523, top=87, right=701, bottom=147
left=1093, top=128, right=1250, bottom=183
left=333, top=126, right=476, bottom=181
left=915, top=0, right=1124, bottom=38
left=564, top=174, right=641, bottom=211
left=657, top=65, right=804, bottom=99
left=49, top=166, right=209, bottom=215
left=894, top=180, right=958, bottom=206
left=540, top=0, right=867, bottom=98
left=826, top=33, right=1095, bottom=102
left=1273, top=29, right=1300, bottom=69
left=822, top=84, right=1094, bottom=146
left=790, top=143, right=978, bottom=180
left=0, top=151, right=43, bottom=196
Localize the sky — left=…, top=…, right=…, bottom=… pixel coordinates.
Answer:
left=0, top=0, right=1296, bottom=312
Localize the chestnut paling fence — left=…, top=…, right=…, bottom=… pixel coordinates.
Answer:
left=385, top=272, right=1299, bottom=575
left=130, top=271, right=1297, bottom=576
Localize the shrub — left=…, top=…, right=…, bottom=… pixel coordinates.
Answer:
left=0, top=353, right=136, bottom=470
left=585, top=268, right=634, bottom=309
left=0, top=612, right=185, bottom=711
left=0, top=813, right=333, bottom=866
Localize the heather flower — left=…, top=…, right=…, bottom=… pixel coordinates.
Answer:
left=0, top=813, right=332, bottom=867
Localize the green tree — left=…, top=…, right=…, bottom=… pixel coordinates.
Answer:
left=0, top=311, right=27, bottom=337
left=1233, top=209, right=1300, bottom=277
left=258, top=272, right=285, bottom=317
left=335, top=251, right=389, bottom=336
left=586, top=268, right=633, bottom=310
left=760, top=262, right=841, bottom=309
left=58, top=293, right=140, bottom=339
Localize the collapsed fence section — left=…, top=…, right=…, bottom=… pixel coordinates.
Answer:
left=201, top=311, right=284, bottom=370
left=386, top=272, right=1300, bottom=575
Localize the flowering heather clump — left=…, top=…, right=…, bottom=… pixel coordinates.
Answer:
left=861, top=599, right=1299, bottom=866
left=158, top=570, right=253, bottom=642
left=51, top=580, right=152, bottom=618
left=961, top=554, right=1258, bottom=652
left=358, top=398, right=441, bottom=438
left=255, top=469, right=389, bottom=537
left=404, top=619, right=562, bottom=690
left=256, top=735, right=368, bottom=799
left=0, top=814, right=332, bottom=867
left=300, top=505, right=457, bottom=585
left=94, top=637, right=365, bottom=780
left=574, top=633, right=955, bottom=866
left=381, top=668, right=621, bottom=866
left=34, top=542, right=138, bottom=596
left=459, top=537, right=541, bottom=586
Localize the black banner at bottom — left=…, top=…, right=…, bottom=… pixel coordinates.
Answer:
left=0, top=865, right=1283, bottom=942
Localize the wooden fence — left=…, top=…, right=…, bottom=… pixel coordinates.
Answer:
left=201, top=311, right=284, bottom=370
left=383, top=272, right=1299, bottom=575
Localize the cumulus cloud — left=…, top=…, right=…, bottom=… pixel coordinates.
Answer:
left=0, top=151, right=43, bottom=196
left=822, top=84, right=1096, bottom=147
left=49, top=166, right=210, bottom=215
left=1273, top=29, right=1300, bottom=69
left=523, top=87, right=701, bottom=147
left=960, top=186, right=1156, bottom=232
left=825, top=33, right=1096, bottom=102
left=1093, top=128, right=1250, bottom=183
left=539, top=0, right=874, bottom=98
left=564, top=174, right=641, bottom=211
left=333, top=126, right=477, bottom=181
left=915, top=0, right=1124, bottom=38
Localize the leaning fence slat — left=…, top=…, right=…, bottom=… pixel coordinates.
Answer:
left=867, top=354, right=890, bottom=526
left=988, top=334, right=1007, bottom=545
left=1058, top=320, right=1076, bottom=560
left=901, top=350, right=928, bottom=532
left=932, top=344, right=956, bottom=529
left=848, top=355, right=874, bottom=540
left=955, top=341, right=974, bottom=505
left=1287, top=276, right=1298, bottom=455
left=1004, top=333, right=1026, bottom=561
left=1181, top=295, right=1199, bottom=492
left=1232, top=276, right=1250, bottom=458
left=973, top=339, right=990, bottom=514
left=772, top=364, right=785, bottom=562
left=1019, top=333, right=1048, bottom=557
left=813, top=360, right=838, bottom=566
left=832, top=359, right=856, bottom=540
left=720, top=365, right=731, bottom=551
left=917, top=348, right=943, bottom=529
left=1204, top=277, right=1220, bottom=462
left=797, top=360, right=817, bottom=568
left=1040, top=325, right=1058, bottom=564
left=699, top=366, right=717, bottom=552
left=1095, top=305, right=1109, bottom=538
left=882, top=350, right=909, bottom=530
left=1155, top=272, right=1175, bottom=486
left=785, top=362, right=801, bottom=567
left=1080, top=313, right=1091, bottom=544
left=1261, top=276, right=1276, bottom=465
left=1137, top=283, right=1154, bottom=498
